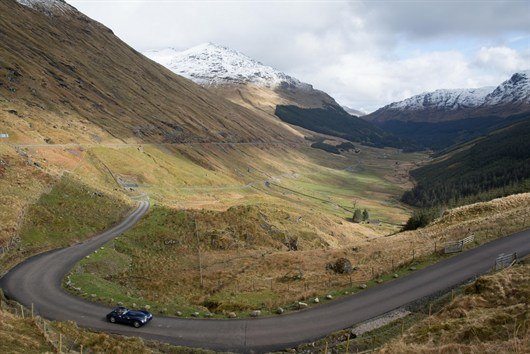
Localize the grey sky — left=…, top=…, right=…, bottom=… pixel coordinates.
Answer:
left=68, top=0, right=530, bottom=111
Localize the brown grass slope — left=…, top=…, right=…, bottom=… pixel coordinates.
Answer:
left=381, top=262, right=529, bottom=353
left=0, top=0, right=299, bottom=144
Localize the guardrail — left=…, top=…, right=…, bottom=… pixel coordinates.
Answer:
left=444, top=234, right=475, bottom=254
left=494, top=252, right=517, bottom=271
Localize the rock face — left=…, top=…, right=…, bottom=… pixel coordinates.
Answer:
left=326, top=257, right=353, bottom=274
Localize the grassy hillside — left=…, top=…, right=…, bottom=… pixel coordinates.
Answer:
left=1, top=173, right=130, bottom=273
left=67, top=192, right=530, bottom=318
left=0, top=0, right=298, bottom=145
left=403, top=119, right=530, bottom=208
left=275, top=105, right=411, bottom=149
left=382, top=262, right=529, bottom=353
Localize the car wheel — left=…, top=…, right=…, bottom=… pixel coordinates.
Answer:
left=109, top=316, right=116, bottom=323
left=133, top=321, right=141, bottom=328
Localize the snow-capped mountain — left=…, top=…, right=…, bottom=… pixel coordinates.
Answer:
left=143, top=43, right=361, bottom=115
left=342, top=106, right=367, bottom=116
left=367, top=71, right=530, bottom=123
left=144, top=43, right=311, bottom=89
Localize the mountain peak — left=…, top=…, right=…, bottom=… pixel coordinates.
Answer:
left=144, top=43, right=308, bottom=89
left=485, top=70, right=530, bottom=105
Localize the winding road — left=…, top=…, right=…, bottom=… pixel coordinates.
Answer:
left=1, top=201, right=529, bottom=353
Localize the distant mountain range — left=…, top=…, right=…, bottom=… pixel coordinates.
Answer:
left=367, top=71, right=530, bottom=123
left=363, top=71, right=530, bottom=150
left=342, top=106, right=366, bottom=117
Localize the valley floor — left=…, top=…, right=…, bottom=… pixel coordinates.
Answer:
left=1, top=137, right=529, bottom=352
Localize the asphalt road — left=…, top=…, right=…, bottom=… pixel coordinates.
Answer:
left=1, top=201, right=529, bottom=353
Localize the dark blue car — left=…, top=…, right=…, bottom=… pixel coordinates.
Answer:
left=106, top=306, right=153, bottom=328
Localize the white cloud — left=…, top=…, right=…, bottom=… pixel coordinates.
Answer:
left=475, top=46, right=530, bottom=73
left=67, top=0, right=530, bottom=111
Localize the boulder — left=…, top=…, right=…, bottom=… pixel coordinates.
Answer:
left=298, top=302, right=308, bottom=309
left=326, top=258, right=353, bottom=274
left=359, top=284, right=367, bottom=289
left=175, top=311, right=183, bottom=316
left=313, top=297, right=320, bottom=303
left=228, top=312, right=237, bottom=318
left=276, top=307, right=285, bottom=314
left=326, top=294, right=333, bottom=300
left=393, top=273, right=399, bottom=278
left=250, top=310, right=261, bottom=317
left=191, top=312, right=200, bottom=317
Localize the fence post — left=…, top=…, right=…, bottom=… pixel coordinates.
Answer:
left=412, top=249, right=415, bottom=262
left=345, top=333, right=350, bottom=353
left=20, top=304, right=24, bottom=318
left=59, top=333, right=62, bottom=353
left=434, top=241, right=437, bottom=253
left=31, top=303, right=34, bottom=318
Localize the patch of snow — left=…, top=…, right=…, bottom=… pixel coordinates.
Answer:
left=16, top=0, right=73, bottom=14
left=387, top=86, right=494, bottom=111
left=144, top=43, right=311, bottom=89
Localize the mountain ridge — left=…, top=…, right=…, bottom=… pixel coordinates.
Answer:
left=367, top=70, right=530, bottom=123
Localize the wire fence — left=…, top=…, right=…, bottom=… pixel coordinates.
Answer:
left=0, top=292, right=83, bottom=353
